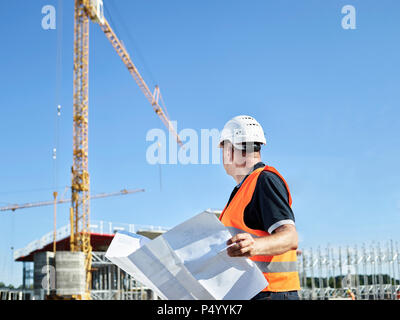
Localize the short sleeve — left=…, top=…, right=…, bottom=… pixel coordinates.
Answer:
left=243, top=171, right=295, bottom=234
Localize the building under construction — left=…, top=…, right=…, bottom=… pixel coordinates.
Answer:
left=10, top=219, right=171, bottom=300
left=0, top=209, right=222, bottom=300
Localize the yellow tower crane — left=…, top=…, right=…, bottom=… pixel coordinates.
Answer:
left=72, top=0, right=182, bottom=299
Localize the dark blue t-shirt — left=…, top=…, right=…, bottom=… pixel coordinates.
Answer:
left=226, top=162, right=295, bottom=234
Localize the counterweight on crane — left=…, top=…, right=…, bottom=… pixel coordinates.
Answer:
left=72, top=0, right=182, bottom=299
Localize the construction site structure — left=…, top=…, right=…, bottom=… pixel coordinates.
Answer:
left=6, top=238, right=400, bottom=300
left=11, top=219, right=170, bottom=300
left=6, top=209, right=223, bottom=300
left=4, top=207, right=399, bottom=300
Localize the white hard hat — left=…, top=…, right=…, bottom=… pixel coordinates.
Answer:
left=219, top=115, right=266, bottom=150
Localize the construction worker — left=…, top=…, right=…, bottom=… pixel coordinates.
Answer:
left=218, top=115, right=300, bottom=300
left=346, top=289, right=356, bottom=300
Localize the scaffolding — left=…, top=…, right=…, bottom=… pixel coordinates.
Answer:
left=14, top=252, right=156, bottom=300
left=298, top=240, right=400, bottom=300
left=0, top=289, right=33, bottom=300
left=90, top=252, right=156, bottom=300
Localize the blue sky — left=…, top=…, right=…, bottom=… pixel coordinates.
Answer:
left=0, top=0, right=399, bottom=286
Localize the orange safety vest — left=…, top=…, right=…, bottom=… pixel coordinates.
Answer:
left=219, top=165, right=300, bottom=292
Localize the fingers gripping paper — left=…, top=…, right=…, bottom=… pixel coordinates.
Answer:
left=105, top=211, right=268, bottom=300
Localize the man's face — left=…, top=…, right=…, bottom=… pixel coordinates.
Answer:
left=221, top=141, right=260, bottom=178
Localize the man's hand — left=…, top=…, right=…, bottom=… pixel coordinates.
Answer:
left=226, top=225, right=298, bottom=257
left=226, top=233, right=259, bottom=257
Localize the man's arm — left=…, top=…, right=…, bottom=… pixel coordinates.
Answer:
left=226, top=224, right=298, bottom=257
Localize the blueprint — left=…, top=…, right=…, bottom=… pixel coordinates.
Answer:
left=105, top=211, right=268, bottom=300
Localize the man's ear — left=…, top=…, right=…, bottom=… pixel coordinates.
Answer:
left=233, top=147, right=246, bottom=166
left=228, top=146, right=234, bottom=164
left=222, top=144, right=233, bottom=165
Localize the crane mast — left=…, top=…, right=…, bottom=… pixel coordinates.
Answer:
left=72, top=0, right=91, bottom=299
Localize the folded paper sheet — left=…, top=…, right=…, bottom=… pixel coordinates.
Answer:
left=105, top=211, right=268, bottom=300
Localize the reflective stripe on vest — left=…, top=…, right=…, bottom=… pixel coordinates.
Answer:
left=254, top=261, right=298, bottom=273
left=219, top=165, right=300, bottom=292
left=226, top=226, right=298, bottom=273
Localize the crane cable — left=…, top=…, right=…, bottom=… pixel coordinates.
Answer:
left=53, top=0, right=64, bottom=254
left=10, top=214, right=15, bottom=286
left=103, top=1, right=169, bottom=192
left=104, top=1, right=179, bottom=145
left=106, top=0, right=158, bottom=89
left=54, top=0, right=63, bottom=188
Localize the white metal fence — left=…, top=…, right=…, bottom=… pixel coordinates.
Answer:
left=298, top=241, right=400, bottom=300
